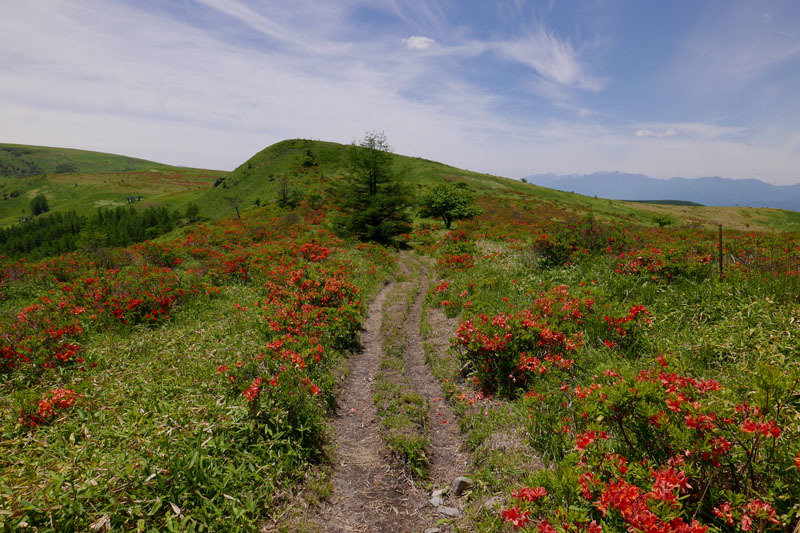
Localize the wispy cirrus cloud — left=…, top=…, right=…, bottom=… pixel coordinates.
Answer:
left=492, top=28, right=603, bottom=90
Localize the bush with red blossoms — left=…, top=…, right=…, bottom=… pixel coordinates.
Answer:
left=504, top=355, right=800, bottom=531
left=18, top=388, right=82, bottom=428
left=453, top=285, right=595, bottom=396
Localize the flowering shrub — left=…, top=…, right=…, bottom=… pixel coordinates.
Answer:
left=507, top=356, right=800, bottom=531
left=18, top=388, right=82, bottom=428
left=0, top=302, right=84, bottom=372
left=439, top=253, right=475, bottom=271
left=454, top=285, right=594, bottom=396
left=602, top=304, right=652, bottom=353
left=615, top=247, right=712, bottom=281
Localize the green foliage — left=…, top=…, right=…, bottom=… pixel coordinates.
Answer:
left=419, top=183, right=482, bottom=229
left=653, top=214, right=674, bottom=227
left=0, top=210, right=85, bottom=259
left=30, top=194, right=49, bottom=216
left=54, top=163, right=79, bottom=174
left=0, top=206, right=179, bottom=260
left=184, top=202, right=200, bottom=222
left=333, top=132, right=412, bottom=244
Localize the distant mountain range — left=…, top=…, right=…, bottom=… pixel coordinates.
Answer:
left=525, top=172, right=800, bottom=212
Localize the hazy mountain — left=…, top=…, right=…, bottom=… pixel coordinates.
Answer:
left=526, top=172, right=800, bottom=212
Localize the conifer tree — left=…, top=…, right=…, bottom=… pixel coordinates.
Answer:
left=333, top=132, right=412, bottom=244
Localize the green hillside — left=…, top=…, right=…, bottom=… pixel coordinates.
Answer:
left=0, top=168, right=225, bottom=226
left=0, top=143, right=228, bottom=229
left=198, top=139, right=800, bottom=232
left=0, top=143, right=170, bottom=178
left=0, top=144, right=228, bottom=259
left=4, top=139, right=798, bottom=234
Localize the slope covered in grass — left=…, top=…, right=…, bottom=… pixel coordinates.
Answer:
left=199, top=139, right=800, bottom=232
left=0, top=168, right=225, bottom=228
left=0, top=144, right=170, bottom=178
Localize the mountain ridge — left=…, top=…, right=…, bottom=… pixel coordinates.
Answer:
left=525, top=171, right=800, bottom=211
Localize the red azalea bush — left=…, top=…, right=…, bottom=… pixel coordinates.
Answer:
left=18, top=388, right=82, bottom=428
left=509, top=356, right=800, bottom=531
left=453, top=285, right=595, bottom=396
left=615, top=247, right=713, bottom=281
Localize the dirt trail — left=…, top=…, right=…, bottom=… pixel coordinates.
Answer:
left=400, top=255, right=470, bottom=487
left=310, top=254, right=470, bottom=533
left=313, top=280, right=425, bottom=532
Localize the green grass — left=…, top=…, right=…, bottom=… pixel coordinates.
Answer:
left=0, top=143, right=228, bottom=228
left=0, top=286, right=283, bottom=530
left=0, top=169, right=226, bottom=228
left=0, top=143, right=171, bottom=178
left=373, top=258, right=430, bottom=477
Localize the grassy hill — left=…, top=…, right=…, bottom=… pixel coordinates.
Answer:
left=198, top=139, right=800, bottom=232
left=0, top=144, right=228, bottom=228
left=0, top=168, right=226, bottom=227
left=0, top=143, right=171, bottom=178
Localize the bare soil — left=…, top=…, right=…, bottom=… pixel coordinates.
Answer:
left=307, top=254, right=471, bottom=533
left=402, top=258, right=470, bottom=487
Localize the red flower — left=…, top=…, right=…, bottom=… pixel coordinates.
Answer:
left=500, top=506, right=531, bottom=530
left=575, top=430, right=609, bottom=450
left=713, top=502, right=734, bottom=526
left=242, top=377, right=263, bottom=401
left=536, top=520, right=556, bottom=533
left=512, top=486, right=547, bottom=502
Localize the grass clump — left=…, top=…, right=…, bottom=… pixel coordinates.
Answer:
left=373, top=258, right=430, bottom=477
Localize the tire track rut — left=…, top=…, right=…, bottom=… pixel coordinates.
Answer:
left=311, top=254, right=470, bottom=533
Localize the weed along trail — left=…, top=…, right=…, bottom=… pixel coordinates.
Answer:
left=312, top=253, right=472, bottom=533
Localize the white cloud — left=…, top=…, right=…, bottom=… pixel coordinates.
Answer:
left=403, top=36, right=437, bottom=51
left=493, top=28, right=603, bottom=90
left=635, top=128, right=678, bottom=138
left=634, top=123, right=746, bottom=140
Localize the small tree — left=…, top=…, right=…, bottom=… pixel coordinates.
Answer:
left=277, top=175, right=300, bottom=209
left=333, top=132, right=412, bottom=244
left=30, top=194, right=49, bottom=216
left=653, top=214, right=673, bottom=228
left=185, top=202, right=200, bottom=222
left=419, top=184, right=481, bottom=229
left=224, top=195, right=241, bottom=219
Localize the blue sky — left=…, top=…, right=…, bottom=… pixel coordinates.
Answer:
left=2, top=1, right=800, bottom=184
